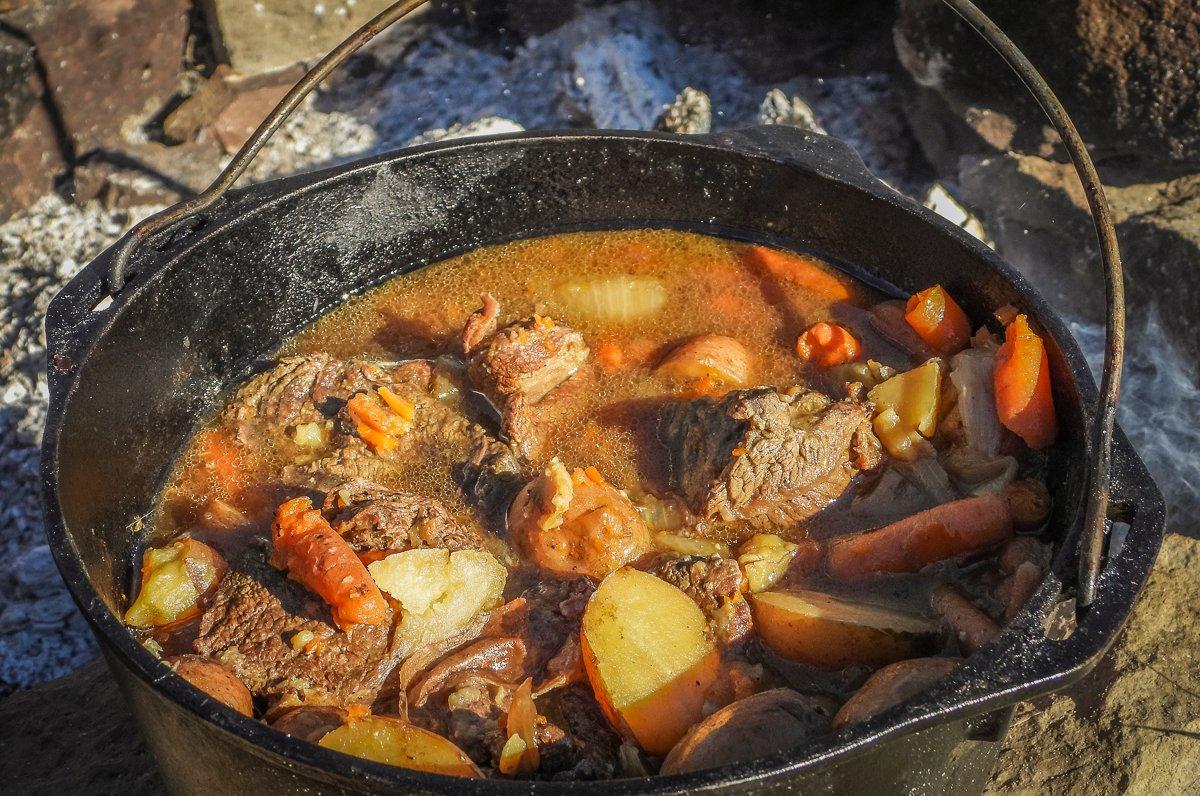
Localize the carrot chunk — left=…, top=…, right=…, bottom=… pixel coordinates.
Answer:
left=741, top=245, right=860, bottom=304
left=346, top=390, right=413, bottom=453
left=994, top=314, right=1058, bottom=449
left=272, top=497, right=388, bottom=628
left=596, top=341, right=625, bottom=372
left=826, top=494, right=1014, bottom=582
left=795, top=322, right=861, bottom=368
left=904, top=285, right=971, bottom=355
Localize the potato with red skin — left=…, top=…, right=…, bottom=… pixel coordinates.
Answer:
left=656, top=334, right=753, bottom=387
left=661, top=688, right=836, bottom=775
left=833, top=657, right=960, bottom=730
left=509, top=460, right=652, bottom=580
left=750, top=589, right=939, bottom=670
left=319, top=715, right=482, bottom=776
left=272, top=706, right=348, bottom=742
left=166, top=655, right=253, bottom=717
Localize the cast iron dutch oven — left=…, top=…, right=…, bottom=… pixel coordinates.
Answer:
left=39, top=1, right=1165, bottom=793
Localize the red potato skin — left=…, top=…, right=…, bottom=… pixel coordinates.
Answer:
left=167, top=655, right=254, bottom=717
left=826, top=494, right=1014, bottom=582
left=832, top=657, right=960, bottom=730
left=1001, top=561, right=1044, bottom=623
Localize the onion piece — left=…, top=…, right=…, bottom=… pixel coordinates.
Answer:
left=948, top=349, right=1002, bottom=456
left=552, top=276, right=667, bottom=323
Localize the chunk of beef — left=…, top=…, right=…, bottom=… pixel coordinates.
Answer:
left=321, top=480, right=485, bottom=554
left=505, top=572, right=594, bottom=677
left=538, top=684, right=621, bottom=780
left=227, top=354, right=432, bottom=447
left=659, top=387, right=881, bottom=534
left=442, top=678, right=508, bottom=767
left=465, top=300, right=589, bottom=459
left=194, top=559, right=401, bottom=712
left=454, top=433, right=530, bottom=534
left=650, top=554, right=752, bottom=646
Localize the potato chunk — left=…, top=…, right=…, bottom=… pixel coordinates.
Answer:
left=581, top=567, right=720, bottom=755
left=319, top=715, right=481, bottom=776
left=750, top=589, right=938, bottom=670
left=661, top=688, right=835, bottom=775
left=656, top=334, right=753, bottom=387
left=737, top=534, right=800, bottom=593
left=167, top=655, right=253, bottom=717
left=368, top=548, right=506, bottom=650
left=125, top=538, right=226, bottom=628
left=868, top=359, right=943, bottom=461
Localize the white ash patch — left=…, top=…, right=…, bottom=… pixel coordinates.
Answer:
left=0, top=196, right=162, bottom=694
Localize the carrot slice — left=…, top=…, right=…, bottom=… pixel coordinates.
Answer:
left=994, top=314, right=1058, bottom=449
left=826, top=494, right=1014, bottom=582
left=196, top=429, right=244, bottom=493
left=904, top=285, right=971, bottom=355
left=741, top=245, right=859, bottom=304
left=596, top=341, right=625, bottom=372
left=795, top=322, right=861, bottom=368
left=272, top=497, right=388, bottom=628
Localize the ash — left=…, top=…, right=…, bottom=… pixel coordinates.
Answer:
left=0, top=0, right=1195, bottom=696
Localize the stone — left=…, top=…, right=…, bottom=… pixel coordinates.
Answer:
left=655, top=86, right=712, bottom=134
left=4, top=0, right=190, bottom=157
left=211, top=83, right=292, bottom=154
left=988, top=533, right=1200, bottom=793
left=162, top=65, right=236, bottom=145
left=895, top=0, right=1200, bottom=181
left=955, top=153, right=1200, bottom=360
left=0, top=102, right=67, bottom=220
left=757, top=88, right=824, bottom=133
left=200, top=0, right=402, bottom=77
left=0, top=27, right=37, bottom=139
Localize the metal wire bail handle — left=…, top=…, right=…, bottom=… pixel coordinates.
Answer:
left=103, top=0, right=1124, bottom=612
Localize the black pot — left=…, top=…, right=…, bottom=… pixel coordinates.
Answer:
left=40, top=126, right=1165, bottom=794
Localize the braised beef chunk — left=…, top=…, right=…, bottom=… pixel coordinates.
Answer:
left=659, top=387, right=882, bottom=533
left=506, top=573, right=594, bottom=675
left=321, top=480, right=484, bottom=554
left=228, top=354, right=432, bottom=446
left=650, top=555, right=752, bottom=646
left=194, top=561, right=400, bottom=712
left=538, top=684, right=621, bottom=780
left=465, top=301, right=589, bottom=458
left=454, top=434, right=530, bottom=533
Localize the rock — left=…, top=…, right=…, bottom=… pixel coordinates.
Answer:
left=655, top=86, right=711, bottom=134
left=0, top=27, right=37, bottom=139
left=4, top=0, right=190, bottom=157
left=162, top=66, right=236, bottom=145
left=0, top=659, right=161, bottom=793
left=201, top=0, right=402, bottom=77
left=895, top=0, right=1200, bottom=181
left=955, top=153, right=1200, bottom=360
left=432, top=0, right=590, bottom=38
left=988, top=533, right=1200, bottom=793
left=0, top=101, right=66, bottom=221
left=211, top=84, right=292, bottom=154
left=406, top=116, right=524, bottom=146
left=757, top=88, right=823, bottom=133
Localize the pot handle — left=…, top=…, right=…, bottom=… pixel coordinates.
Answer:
left=103, top=0, right=430, bottom=294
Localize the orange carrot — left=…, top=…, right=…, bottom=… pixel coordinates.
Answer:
left=994, top=314, right=1057, bottom=449
left=795, top=322, right=861, bottom=368
left=826, top=494, right=1014, bottom=582
left=272, top=497, right=388, bottom=628
left=347, top=390, right=411, bottom=453
left=197, top=429, right=244, bottom=493
left=596, top=341, right=625, bottom=372
left=904, top=285, right=971, bottom=355
left=741, top=245, right=859, bottom=304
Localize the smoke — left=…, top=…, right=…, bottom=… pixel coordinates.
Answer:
left=1070, top=309, right=1200, bottom=534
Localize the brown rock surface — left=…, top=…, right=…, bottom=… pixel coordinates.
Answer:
left=895, top=0, right=1200, bottom=180
left=3, top=0, right=190, bottom=156
left=987, top=532, right=1200, bottom=793
left=201, top=0, right=400, bottom=76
